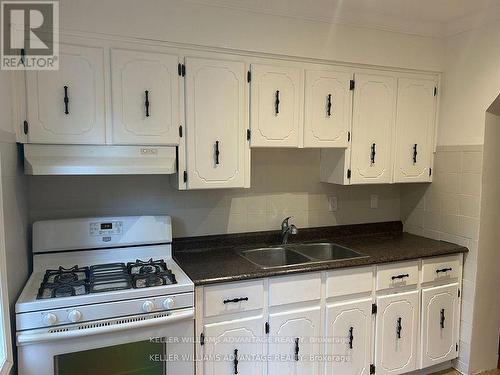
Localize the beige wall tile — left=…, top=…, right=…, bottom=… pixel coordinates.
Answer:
left=459, top=195, right=481, bottom=218
left=461, top=151, right=483, bottom=173
left=460, top=173, right=482, bottom=196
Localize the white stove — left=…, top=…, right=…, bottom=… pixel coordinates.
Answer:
left=15, top=216, right=194, bottom=375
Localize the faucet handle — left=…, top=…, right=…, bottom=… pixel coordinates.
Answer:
left=281, top=216, right=293, bottom=229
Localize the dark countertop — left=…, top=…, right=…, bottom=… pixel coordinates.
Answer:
left=173, top=221, right=468, bottom=286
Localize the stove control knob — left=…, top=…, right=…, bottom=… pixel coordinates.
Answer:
left=67, top=309, right=82, bottom=323
left=142, top=300, right=155, bottom=313
left=163, top=298, right=175, bottom=310
left=42, top=313, right=58, bottom=326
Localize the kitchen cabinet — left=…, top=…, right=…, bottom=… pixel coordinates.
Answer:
left=303, top=68, right=353, bottom=148
left=268, top=306, right=321, bottom=375
left=421, top=283, right=460, bottom=368
left=393, top=78, right=437, bottom=183
left=375, top=290, right=419, bottom=375
left=202, top=315, right=265, bottom=375
left=249, top=63, right=303, bottom=147
left=110, top=49, right=180, bottom=145
left=325, top=298, right=372, bottom=375
left=184, top=56, right=250, bottom=189
left=25, top=43, right=106, bottom=144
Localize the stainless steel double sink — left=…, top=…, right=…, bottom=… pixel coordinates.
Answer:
left=240, top=242, right=368, bottom=269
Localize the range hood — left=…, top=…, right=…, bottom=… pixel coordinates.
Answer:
left=24, top=144, right=177, bottom=175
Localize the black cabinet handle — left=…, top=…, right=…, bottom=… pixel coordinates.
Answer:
left=391, top=273, right=410, bottom=280
left=327, top=94, right=332, bottom=117
left=145, top=90, right=150, bottom=117
left=63, top=86, right=69, bottom=115
left=294, top=338, right=299, bottom=361
left=215, top=141, right=220, bottom=165
left=413, top=144, right=418, bottom=164
left=223, top=297, right=248, bottom=304
left=436, top=267, right=452, bottom=274
left=233, top=349, right=239, bottom=374
left=275, top=90, right=280, bottom=115
left=370, top=143, right=376, bottom=164
left=440, top=309, right=445, bottom=329
left=348, top=327, right=354, bottom=349
left=396, top=317, right=402, bottom=339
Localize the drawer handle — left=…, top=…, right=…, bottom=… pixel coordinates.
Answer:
left=391, top=273, right=410, bottom=280
left=275, top=90, right=280, bottom=115
left=63, top=86, right=69, bottom=115
left=215, top=141, right=220, bottom=165
left=370, top=143, right=376, bottom=164
left=144, top=90, right=150, bottom=117
left=294, top=338, right=300, bottom=361
left=413, top=144, right=418, bottom=164
left=223, top=297, right=248, bottom=304
left=348, top=327, right=354, bottom=349
left=396, top=317, right=402, bottom=339
left=440, top=308, right=445, bottom=329
left=233, top=349, right=239, bottom=374
left=327, top=94, right=332, bottom=117
left=436, top=267, right=452, bottom=274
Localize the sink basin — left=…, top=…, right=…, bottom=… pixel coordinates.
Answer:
left=240, top=247, right=310, bottom=269
left=240, top=243, right=368, bottom=269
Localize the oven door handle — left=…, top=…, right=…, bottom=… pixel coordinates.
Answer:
left=17, top=309, right=194, bottom=345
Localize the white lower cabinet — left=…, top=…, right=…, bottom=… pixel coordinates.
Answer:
left=325, top=298, right=372, bottom=375
left=268, top=306, right=321, bottom=375
left=421, top=283, right=460, bottom=368
left=202, top=315, right=265, bottom=375
left=375, top=290, right=419, bottom=375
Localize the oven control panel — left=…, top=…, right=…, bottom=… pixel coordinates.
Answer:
left=90, top=221, right=123, bottom=236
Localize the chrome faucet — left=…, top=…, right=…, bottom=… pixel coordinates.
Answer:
left=281, top=216, right=298, bottom=244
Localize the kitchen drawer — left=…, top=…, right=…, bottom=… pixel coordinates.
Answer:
left=376, top=261, right=419, bottom=291
left=422, top=254, right=462, bottom=284
left=269, top=272, right=321, bottom=306
left=203, top=279, right=264, bottom=317
left=326, top=266, right=373, bottom=298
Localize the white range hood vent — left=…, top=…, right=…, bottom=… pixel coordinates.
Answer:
left=24, top=144, right=177, bottom=175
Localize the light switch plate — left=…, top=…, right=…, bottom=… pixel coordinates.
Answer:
left=328, top=196, right=338, bottom=212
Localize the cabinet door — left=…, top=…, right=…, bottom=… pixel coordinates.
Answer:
left=268, top=306, right=321, bottom=375
left=421, top=283, right=459, bottom=368
left=350, top=73, right=396, bottom=184
left=394, top=78, right=437, bottom=182
left=185, top=57, right=248, bottom=189
left=250, top=64, right=302, bottom=147
left=304, top=69, right=352, bottom=148
left=375, top=290, right=419, bottom=375
left=111, top=49, right=180, bottom=145
left=203, top=315, right=264, bottom=375
left=26, top=44, right=106, bottom=144
left=325, top=298, right=372, bottom=375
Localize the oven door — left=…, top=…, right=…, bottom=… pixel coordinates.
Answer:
left=17, top=308, right=194, bottom=375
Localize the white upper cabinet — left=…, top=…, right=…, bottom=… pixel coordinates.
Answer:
left=394, top=78, right=437, bottom=183
left=350, top=73, right=396, bottom=184
left=250, top=63, right=303, bottom=147
left=185, top=56, right=249, bottom=189
left=111, top=49, right=180, bottom=145
left=304, top=68, right=353, bottom=148
left=25, top=44, right=106, bottom=144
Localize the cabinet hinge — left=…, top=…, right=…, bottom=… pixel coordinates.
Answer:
left=350, top=80, right=355, bottom=90
left=247, top=71, right=251, bottom=83
left=175, top=147, right=179, bottom=172
left=372, top=303, right=377, bottom=314
left=458, top=289, right=461, bottom=298
left=179, top=125, right=183, bottom=138
left=348, top=131, right=351, bottom=142
left=370, top=364, right=376, bottom=374
left=456, top=343, right=459, bottom=352
left=23, top=120, right=29, bottom=135
left=429, top=168, right=432, bottom=177
left=20, top=48, right=25, bottom=66
left=183, top=171, right=187, bottom=183
left=246, top=129, right=251, bottom=141
left=200, top=332, right=205, bottom=346
left=180, top=64, right=186, bottom=77
left=347, top=169, right=351, bottom=179
left=265, top=322, right=269, bottom=334
left=434, top=87, right=438, bottom=96
left=178, top=63, right=182, bottom=76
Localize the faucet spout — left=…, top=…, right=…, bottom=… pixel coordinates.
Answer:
left=280, top=217, right=298, bottom=244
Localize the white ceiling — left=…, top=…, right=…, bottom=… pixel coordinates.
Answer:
left=184, top=0, right=500, bottom=37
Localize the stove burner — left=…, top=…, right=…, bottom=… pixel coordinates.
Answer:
left=55, top=272, right=78, bottom=283
left=132, top=271, right=177, bottom=288
left=37, top=280, right=88, bottom=299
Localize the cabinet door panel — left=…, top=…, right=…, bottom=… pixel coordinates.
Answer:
left=421, top=283, right=459, bottom=367
left=375, top=290, right=419, bottom=375
left=304, top=69, right=352, bottom=148
left=185, top=57, right=247, bottom=189
left=394, top=78, right=436, bottom=182
left=250, top=64, right=302, bottom=147
left=268, top=306, right=321, bottom=375
left=26, top=44, right=106, bottom=144
left=111, top=49, right=180, bottom=145
left=325, top=298, right=372, bottom=375
left=203, top=315, right=264, bottom=375
left=350, top=73, right=396, bottom=184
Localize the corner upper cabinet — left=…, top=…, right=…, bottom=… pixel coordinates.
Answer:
left=304, top=68, right=353, bottom=148
left=249, top=63, right=303, bottom=147
left=350, top=73, right=396, bottom=184
left=393, top=77, right=437, bottom=183
left=25, top=44, right=106, bottom=144
left=110, top=49, right=180, bottom=145
left=184, top=56, right=249, bottom=189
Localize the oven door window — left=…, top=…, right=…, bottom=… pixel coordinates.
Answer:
left=54, top=339, right=165, bottom=375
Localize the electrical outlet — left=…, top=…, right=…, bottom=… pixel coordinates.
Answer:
left=328, top=196, right=338, bottom=212
left=370, top=194, right=378, bottom=209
